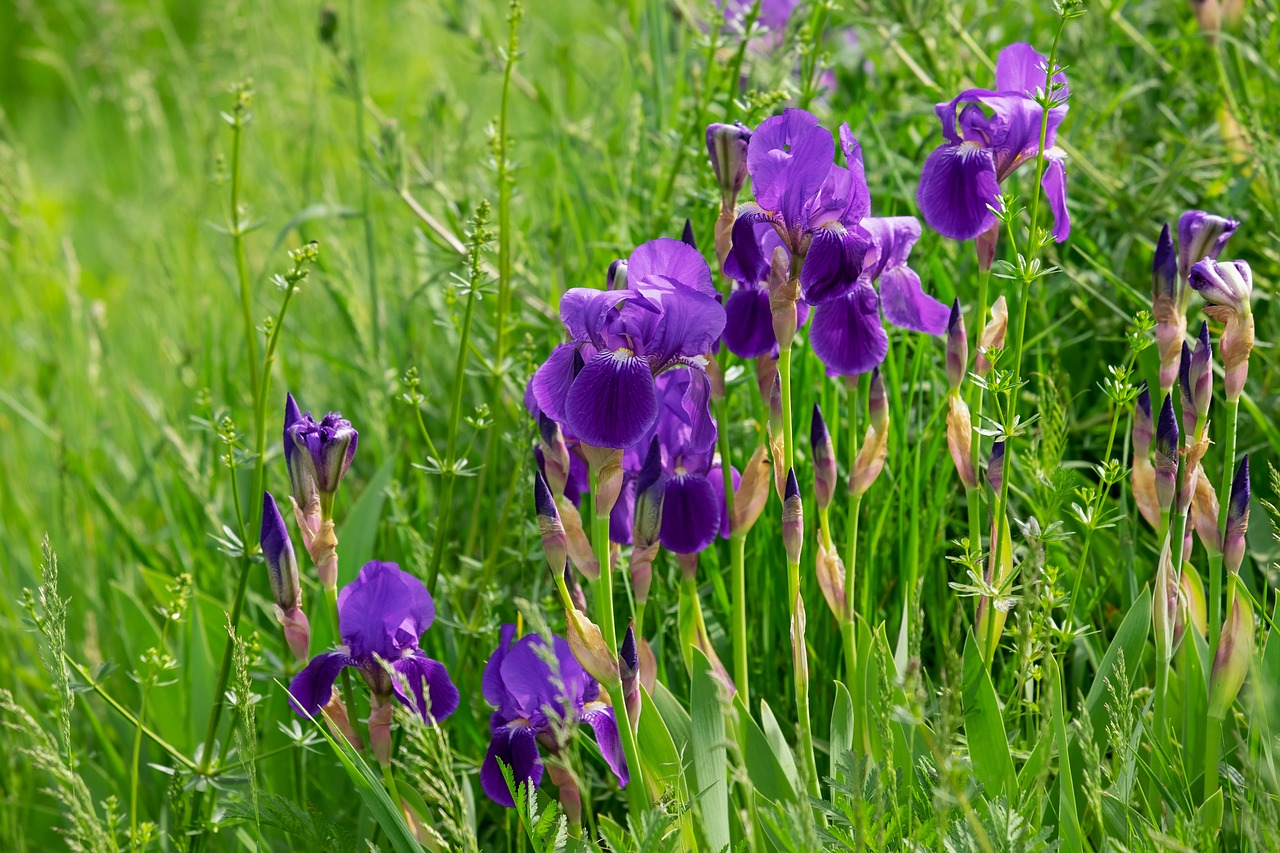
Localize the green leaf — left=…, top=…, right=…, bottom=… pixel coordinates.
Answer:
left=653, top=679, right=692, bottom=753
left=637, top=685, right=684, bottom=798
left=1198, top=787, right=1224, bottom=837
left=758, top=699, right=800, bottom=799
left=690, top=648, right=731, bottom=853
left=1083, top=585, right=1151, bottom=737
left=828, top=682, right=854, bottom=783
left=961, top=632, right=1015, bottom=798
left=1017, top=728, right=1051, bottom=798
left=337, top=455, right=397, bottom=584
left=731, top=693, right=796, bottom=804
left=1047, top=654, right=1082, bottom=853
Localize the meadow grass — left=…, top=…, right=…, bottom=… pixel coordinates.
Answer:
left=2, top=0, right=1279, bottom=850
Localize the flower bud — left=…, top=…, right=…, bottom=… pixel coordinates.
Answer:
left=620, top=623, right=642, bottom=729
left=790, top=592, right=808, bottom=688
left=1133, top=383, right=1154, bottom=459
left=537, top=414, right=572, bottom=500
left=946, top=394, right=977, bottom=492
left=782, top=469, right=804, bottom=565
left=815, top=539, right=847, bottom=623
left=768, top=246, right=799, bottom=351
left=1178, top=211, right=1238, bottom=287
left=262, top=492, right=301, bottom=612
left=284, top=393, right=358, bottom=522
left=975, top=224, right=999, bottom=273
left=1174, top=564, right=1207, bottom=651
left=681, top=218, right=697, bottom=249
left=546, top=762, right=582, bottom=828
left=1153, top=394, right=1179, bottom=514
left=975, top=296, right=1008, bottom=376
left=1152, top=222, right=1178, bottom=304
left=1151, top=224, right=1184, bottom=396
left=810, top=404, right=836, bottom=512
left=1207, top=593, right=1254, bottom=720
left=1178, top=434, right=1210, bottom=516
left=986, top=440, right=1005, bottom=495
left=1190, top=257, right=1252, bottom=320
left=1152, top=537, right=1178, bottom=662
left=731, top=444, right=771, bottom=535
left=629, top=440, right=665, bottom=604
left=558, top=496, right=600, bottom=581
left=535, top=471, right=569, bottom=575
left=583, top=445, right=626, bottom=519
left=1224, top=456, right=1250, bottom=575
left=768, top=372, right=786, bottom=499
left=706, top=122, right=751, bottom=209
left=867, top=367, right=888, bottom=432
left=1191, top=465, right=1222, bottom=555
left=607, top=259, right=628, bottom=290
left=321, top=692, right=363, bottom=751
left=565, top=604, right=619, bottom=689
left=1188, top=321, right=1213, bottom=421
left=853, top=371, right=890, bottom=498
left=946, top=299, right=967, bottom=391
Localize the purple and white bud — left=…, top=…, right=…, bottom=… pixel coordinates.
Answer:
left=986, top=441, right=1005, bottom=495
left=1190, top=258, right=1254, bottom=401
left=1153, top=394, right=1179, bottom=514
left=1152, top=223, right=1178, bottom=304
left=1207, top=592, right=1254, bottom=720
left=284, top=393, right=358, bottom=521
left=1177, top=342, right=1196, bottom=437
left=1224, top=456, right=1250, bottom=575
left=1151, top=225, right=1184, bottom=395
left=782, top=469, right=804, bottom=566
left=1185, top=322, right=1213, bottom=425
left=262, top=492, right=309, bottom=662
left=535, top=471, right=569, bottom=576
left=811, top=404, right=836, bottom=512
left=706, top=122, right=751, bottom=209
left=607, top=259, right=628, bottom=290
left=946, top=298, right=967, bottom=391
left=1177, top=211, right=1238, bottom=287
left=975, top=296, right=1008, bottom=376
left=537, top=414, right=572, bottom=500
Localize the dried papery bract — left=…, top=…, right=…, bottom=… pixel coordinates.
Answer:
left=852, top=368, right=890, bottom=497
left=815, top=539, right=847, bottom=623
left=1174, top=564, right=1207, bottom=651
left=731, top=444, right=772, bottom=535
left=1152, top=539, right=1179, bottom=664
left=947, top=394, right=976, bottom=492
left=975, top=295, right=1008, bottom=376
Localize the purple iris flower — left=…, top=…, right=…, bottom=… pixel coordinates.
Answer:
left=284, top=392, right=358, bottom=512
left=726, top=109, right=870, bottom=308
left=810, top=216, right=949, bottom=376
left=480, top=625, right=627, bottom=807
left=721, top=220, right=811, bottom=357
left=288, top=561, right=459, bottom=723
left=917, top=43, right=1071, bottom=242
left=531, top=238, right=725, bottom=450
left=607, top=370, right=731, bottom=553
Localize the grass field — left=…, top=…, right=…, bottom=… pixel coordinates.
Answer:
left=2, top=0, right=1279, bottom=850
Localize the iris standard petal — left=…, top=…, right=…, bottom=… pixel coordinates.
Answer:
left=879, top=267, right=950, bottom=335
left=392, top=652, right=461, bottom=723
left=810, top=284, right=889, bottom=376
left=642, top=283, right=727, bottom=362
left=1040, top=150, right=1070, bottom=242
left=748, top=108, right=834, bottom=223
left=288, top=651, right=354, bottom=717
left=500, top=634, right=593, bottom=720
left=579, top=702, right=630, bottom=788
left=561, top=288, right=629, bottom=346
left=723, top=286, right=776, bottom=358
left=483, top=624, right=520, bottom=711
left=799, top=227, right=865, bottom=304
left=659, top=474, right=721, bottom=554
left=860, top=216, right=921, bottom=280
left=564, top=351, right=659, bottom=449
left=531, top=343, right=581, bottom=425
left=994, top=42, right=1068, bottom=98
left=337, top=561, right=435, bottom=661
left=481, top=725, right=544, bottom=807
left=722, top=214, right=781, bottom=286
left=627, top=237, right=716, bottom=297
left=917, top=143, right=1001, bottom=241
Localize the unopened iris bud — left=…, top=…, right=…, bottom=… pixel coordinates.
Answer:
left=607, top=259, right=627, bottom=290
left=1133, top=384, right=1154, bottom=459
left=368, top=696, right=395, bottom=768
left=706, top=122, right=751, bottom=209
left=537, top=414, right=572, bottom=500
left=1174, top=564, right=1208, bottom=651
left=681, top=218, right=697, bottom=249
left=1152, top=223, right=1178, bottom=304
left=1132, top=385, right=1160, bottom=529
left=629, top=441, right=664, bottom=604
left=1153, top=394, right=1179, bottom=514
left=975, top=224, right=999, bottom=273
left=284, top=392, right=358, bottom=521
left=768, top=246, right=799, bottom=351
left=1152, top=538, right=1178, bottom=662
left=1207, top=593, right=1254, bottom=720
left=1177, top=343, right=1195, bottom=437
left=853, top=369, right=890, bottom=497
left=731, top=445, right=771, bottom=535
left=986, top=441, right=1005, bottom=495
left=535, top=471, right=569, bottom=575
left=782, top=469, right=803, bottom=565
left=564, top=604, right=619, bottom=689
left=262, top=492, right=309, bottom=662
left=946, top=299, right=967, bottom=391
left=975, top=296, right=1008, bottom=376
left=1151, top=224, right=1185, bottom=395
left=1224, top=456, right=1250, bottom=575
left=815, top=540, right=847, bottom=623
left=810, top=404, right=836, bottom=512
left=321, top=692, right=363, bottom=751
left=1190, top=259, right=1253, bottom=401
left=946, top=394, right=976, bottom=492
left=620, top=623, right=641, bottom=729
left=1189, top=321, right=1213, bottom=418
left=1178, top=211, right=1238, bottom=285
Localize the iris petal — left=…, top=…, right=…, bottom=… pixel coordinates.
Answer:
left=799, top=227, right=865, bottom=305
left=1041, top=151, right=1070, bottom=243
left=392, top=652, right=461, bottom=723
left=723, top=287, right=776, bottom=358
left=565, top=351, right=658, bottom=449
left=659, top=474, right=721, bottom=554
left=288, top=651, right=354, bottom=717
left=481, top=725, right=544, bottom=807
left=810, top=285, right=889, bottom=376
left=580, top=703, right=630, bottom=788
left=879, top=267, right=950, bottom=335
left=531, top=343, right=580, bottom=425
left=917, top=143, right=1000, bottom=241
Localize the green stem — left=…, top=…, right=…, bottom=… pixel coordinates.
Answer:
left=494, top=2, right=520, bottom=369
left=1154, top=654, right=1169, bottom=746
left=788, top=558, right=821, bottom=807
left=1209, top=398, right=1239, bottom=651
left=229, top=104, right=259, bottom=409
left=382, top=760, right=403, bottom=817
left=731, top=532, right=749, bottom=705
left=1204, top=714, right=1223, bottom=802
left=778, top=345, right=795, bottom=473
